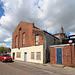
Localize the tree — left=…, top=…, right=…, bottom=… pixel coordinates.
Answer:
left=8, top=48, right=11, bottom=52
left=0, top=46, right=5, bottom=54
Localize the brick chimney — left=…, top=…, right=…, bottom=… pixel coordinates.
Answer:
left=61, top=26, right=63, bottom=33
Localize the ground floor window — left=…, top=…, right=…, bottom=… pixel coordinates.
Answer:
left=31, top=52, right=35, bottom=59
left=16, top=52, right=21, bottom=58
left=36, top=52, right=41, bottom=60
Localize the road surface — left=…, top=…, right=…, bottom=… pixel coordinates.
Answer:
left=0, top=61, right=75, bottom=75
left=0, top=62, right=61, bottom=75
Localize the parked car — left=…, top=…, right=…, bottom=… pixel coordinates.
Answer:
left=0, top=53, right=13, bottom=62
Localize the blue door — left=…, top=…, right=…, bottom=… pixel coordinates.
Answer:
left=24, top=52, right=27, bottom=62
left=56, top=48, right=62, bottom=64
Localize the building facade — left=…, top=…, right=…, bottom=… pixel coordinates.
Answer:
left=11, top=21, right=60, bottom=63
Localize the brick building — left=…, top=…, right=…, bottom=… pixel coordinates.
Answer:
left=50, top=44, right=75, bottom=67
left=11, top=21, right=60, bottom=63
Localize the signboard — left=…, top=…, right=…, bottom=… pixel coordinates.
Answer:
left=68, top=40, right=73, bottom=44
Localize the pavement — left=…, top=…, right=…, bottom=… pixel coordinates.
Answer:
left=15, top=60, right=75, bottom=75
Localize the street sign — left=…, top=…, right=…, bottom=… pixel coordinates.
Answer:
left=68, top=40, right=73, bottom=44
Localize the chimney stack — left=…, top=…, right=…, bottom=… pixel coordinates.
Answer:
left=61, top=26, right=63, bottom=33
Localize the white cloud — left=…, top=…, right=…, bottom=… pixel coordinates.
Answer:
left=69, top=32, right=75, bottom=38
left=0, top=26, right=11, bottom=43
left=0, top=42, right=11, bottom=48
left=0, top=0, right=75, bottom=33
left=4, top=37, right=12, bottom=42
left=0, top=43, right=7, bottom=47
left=0, top=0, right=75, bottom=45
left=6, top=45, right=11, bottom=48
left=70, top=32, right=75, bottom=35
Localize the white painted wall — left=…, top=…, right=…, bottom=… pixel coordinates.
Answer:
left=11, top=45, right=43, bottom=63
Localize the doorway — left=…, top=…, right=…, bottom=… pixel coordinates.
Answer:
left=24, top=52, right=27, bottom=62
left=13, top=53, right=15, bottom=59
left=56, top=48, right=62, bottom=64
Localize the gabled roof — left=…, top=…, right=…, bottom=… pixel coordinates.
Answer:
left=12, top=21, right=34, bottom=34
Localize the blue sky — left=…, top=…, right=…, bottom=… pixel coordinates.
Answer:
left=0, top=0, right=75, bottom=48
left=0, top=0, right=4, bottom=18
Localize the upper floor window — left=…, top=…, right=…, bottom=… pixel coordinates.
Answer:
left=36, top=35, right=39, bottom=46
left=15, top=36, right=18, bottom=46
left=19, top=27, right=21, bottom=31
left=19, top=28, right=21, bottom=35
left=22, top=33, right=25, bottom=45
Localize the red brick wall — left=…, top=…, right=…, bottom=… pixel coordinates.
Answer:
left=50, top=47, right=56, bottom=64
left=63, top=45, right=71, bottom=66
left=12, top=22, right=43, bottom=49
left=50, top=45, right=75, bottom=67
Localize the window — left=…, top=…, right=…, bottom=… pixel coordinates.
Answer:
left=15, top=36, right=18, bottom=46
left=16, top=52, right=21, bottom=58
left=36, top=35, right=39, bottom=46
left=36, top=52, right=41, bottom=60
left=22, top=33, right=25, bottom=45
left=19, top=27, right=21, bottom=31
left=31, top=52, right=35, bottom=59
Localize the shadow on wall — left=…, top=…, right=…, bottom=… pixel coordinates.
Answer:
left=46, top=47, right=50, bottom=63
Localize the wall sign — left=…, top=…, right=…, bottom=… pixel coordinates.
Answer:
left=68, top=40, right=73, bottom=44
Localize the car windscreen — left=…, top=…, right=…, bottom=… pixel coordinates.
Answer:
left=2, top=55, right=10, bottom=57
left=1, top=54, right=3, bottom=56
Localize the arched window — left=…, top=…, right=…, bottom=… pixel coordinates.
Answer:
left=22, top=33, right=25, bottom=45
left=15, top=35, right=18, bottom=46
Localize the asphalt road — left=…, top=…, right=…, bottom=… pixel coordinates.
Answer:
left=0, top=62, right=61, bottom=75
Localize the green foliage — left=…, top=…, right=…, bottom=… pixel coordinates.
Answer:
left=0, top=46, right=5, bottom=53
left=0, top=47, right=11, bottom=54
left=8, top=48, right=11, bottom=52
